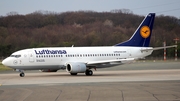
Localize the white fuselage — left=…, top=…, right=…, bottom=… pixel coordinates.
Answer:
left=1, top=13, right=156, bottom=76
left=2, top=46, right=153, bottom=70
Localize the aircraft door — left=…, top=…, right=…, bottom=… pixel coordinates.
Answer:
left=127, top=49, right=132, bottom=58
left=28, top=52, right=34, bottom=62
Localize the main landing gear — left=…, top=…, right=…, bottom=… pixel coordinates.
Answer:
left=70, top=73, right=78, bottom=75
left=70, top=69, right=93, bottom=76
left=85, top=69, right=93, bottom=76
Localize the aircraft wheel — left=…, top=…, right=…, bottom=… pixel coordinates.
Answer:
left=20, top=72, right=25, bottom=77
left=85, top=69, right=93, bottom=76
left=70, top=73, right=77, bottom=75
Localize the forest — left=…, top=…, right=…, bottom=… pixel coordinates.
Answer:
left=0, top=9, right=180, bottom=59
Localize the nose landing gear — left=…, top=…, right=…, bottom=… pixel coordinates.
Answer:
left=20, top=72, right=25, bottom=77
left=16, top=69, right=25, bottom=77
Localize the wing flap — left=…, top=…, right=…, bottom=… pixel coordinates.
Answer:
left=87, top=58, right=134, bottom=65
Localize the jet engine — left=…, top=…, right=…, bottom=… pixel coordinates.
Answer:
left=66, top=62, right=86, bottom=73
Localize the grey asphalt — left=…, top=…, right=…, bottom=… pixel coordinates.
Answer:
left=0, top=61, right=180, bottom=101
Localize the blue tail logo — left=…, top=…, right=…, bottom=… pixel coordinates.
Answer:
left=115, top=13, right=155, bottom=47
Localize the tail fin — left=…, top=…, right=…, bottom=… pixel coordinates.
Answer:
left=115, top=13, right=155, bottom=47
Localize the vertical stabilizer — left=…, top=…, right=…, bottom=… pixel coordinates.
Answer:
left=115, top=13, right=155, bottom=47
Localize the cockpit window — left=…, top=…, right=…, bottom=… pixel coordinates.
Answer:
left=10, top=55, right=21, bottom=58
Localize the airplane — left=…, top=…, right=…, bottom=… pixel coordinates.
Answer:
left=2, top=13, right=177, bottom=77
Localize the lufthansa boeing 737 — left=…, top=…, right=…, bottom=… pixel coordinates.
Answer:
left=2, top=13, right=176, bottom=77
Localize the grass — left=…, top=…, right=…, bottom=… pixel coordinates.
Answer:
left=0, top=62, right=12, bottom=71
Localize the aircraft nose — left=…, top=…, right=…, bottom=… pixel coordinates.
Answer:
left=2, top=58, right=9, bottom=66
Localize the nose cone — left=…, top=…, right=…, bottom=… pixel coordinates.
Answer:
left=2, top=58, right=9, bottom=67
left=2, top=58, right=17, bottom=69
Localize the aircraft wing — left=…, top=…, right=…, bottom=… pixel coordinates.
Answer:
left=141, top=45, right=177, bottom=52
left=86, top=58, right=134, bottom=66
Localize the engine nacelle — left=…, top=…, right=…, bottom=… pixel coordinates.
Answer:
left=66, top=62, right=86, bottom=73
left=40, top=69, right=58, bottom=72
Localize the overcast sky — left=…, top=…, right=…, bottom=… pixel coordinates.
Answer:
left=1, top=0, right=180, bottom=18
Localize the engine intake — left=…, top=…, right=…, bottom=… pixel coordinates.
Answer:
left=66, top=62, right=86, bottom=73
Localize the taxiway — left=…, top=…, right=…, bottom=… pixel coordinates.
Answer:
left=0, top=61, right=180, bottom=101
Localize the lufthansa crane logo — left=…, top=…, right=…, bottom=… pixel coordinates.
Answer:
left=13, top=60, right=18, bottom=65
left=140, top=26, right=150, bottom=38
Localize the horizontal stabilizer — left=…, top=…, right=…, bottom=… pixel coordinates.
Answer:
left=141, top=45, right=177, bottom=52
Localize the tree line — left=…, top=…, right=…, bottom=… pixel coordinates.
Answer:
left=0, top=9, right=180, bottom=58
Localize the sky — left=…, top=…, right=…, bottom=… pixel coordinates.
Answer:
left=1, top=0, right=180, bottom=18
